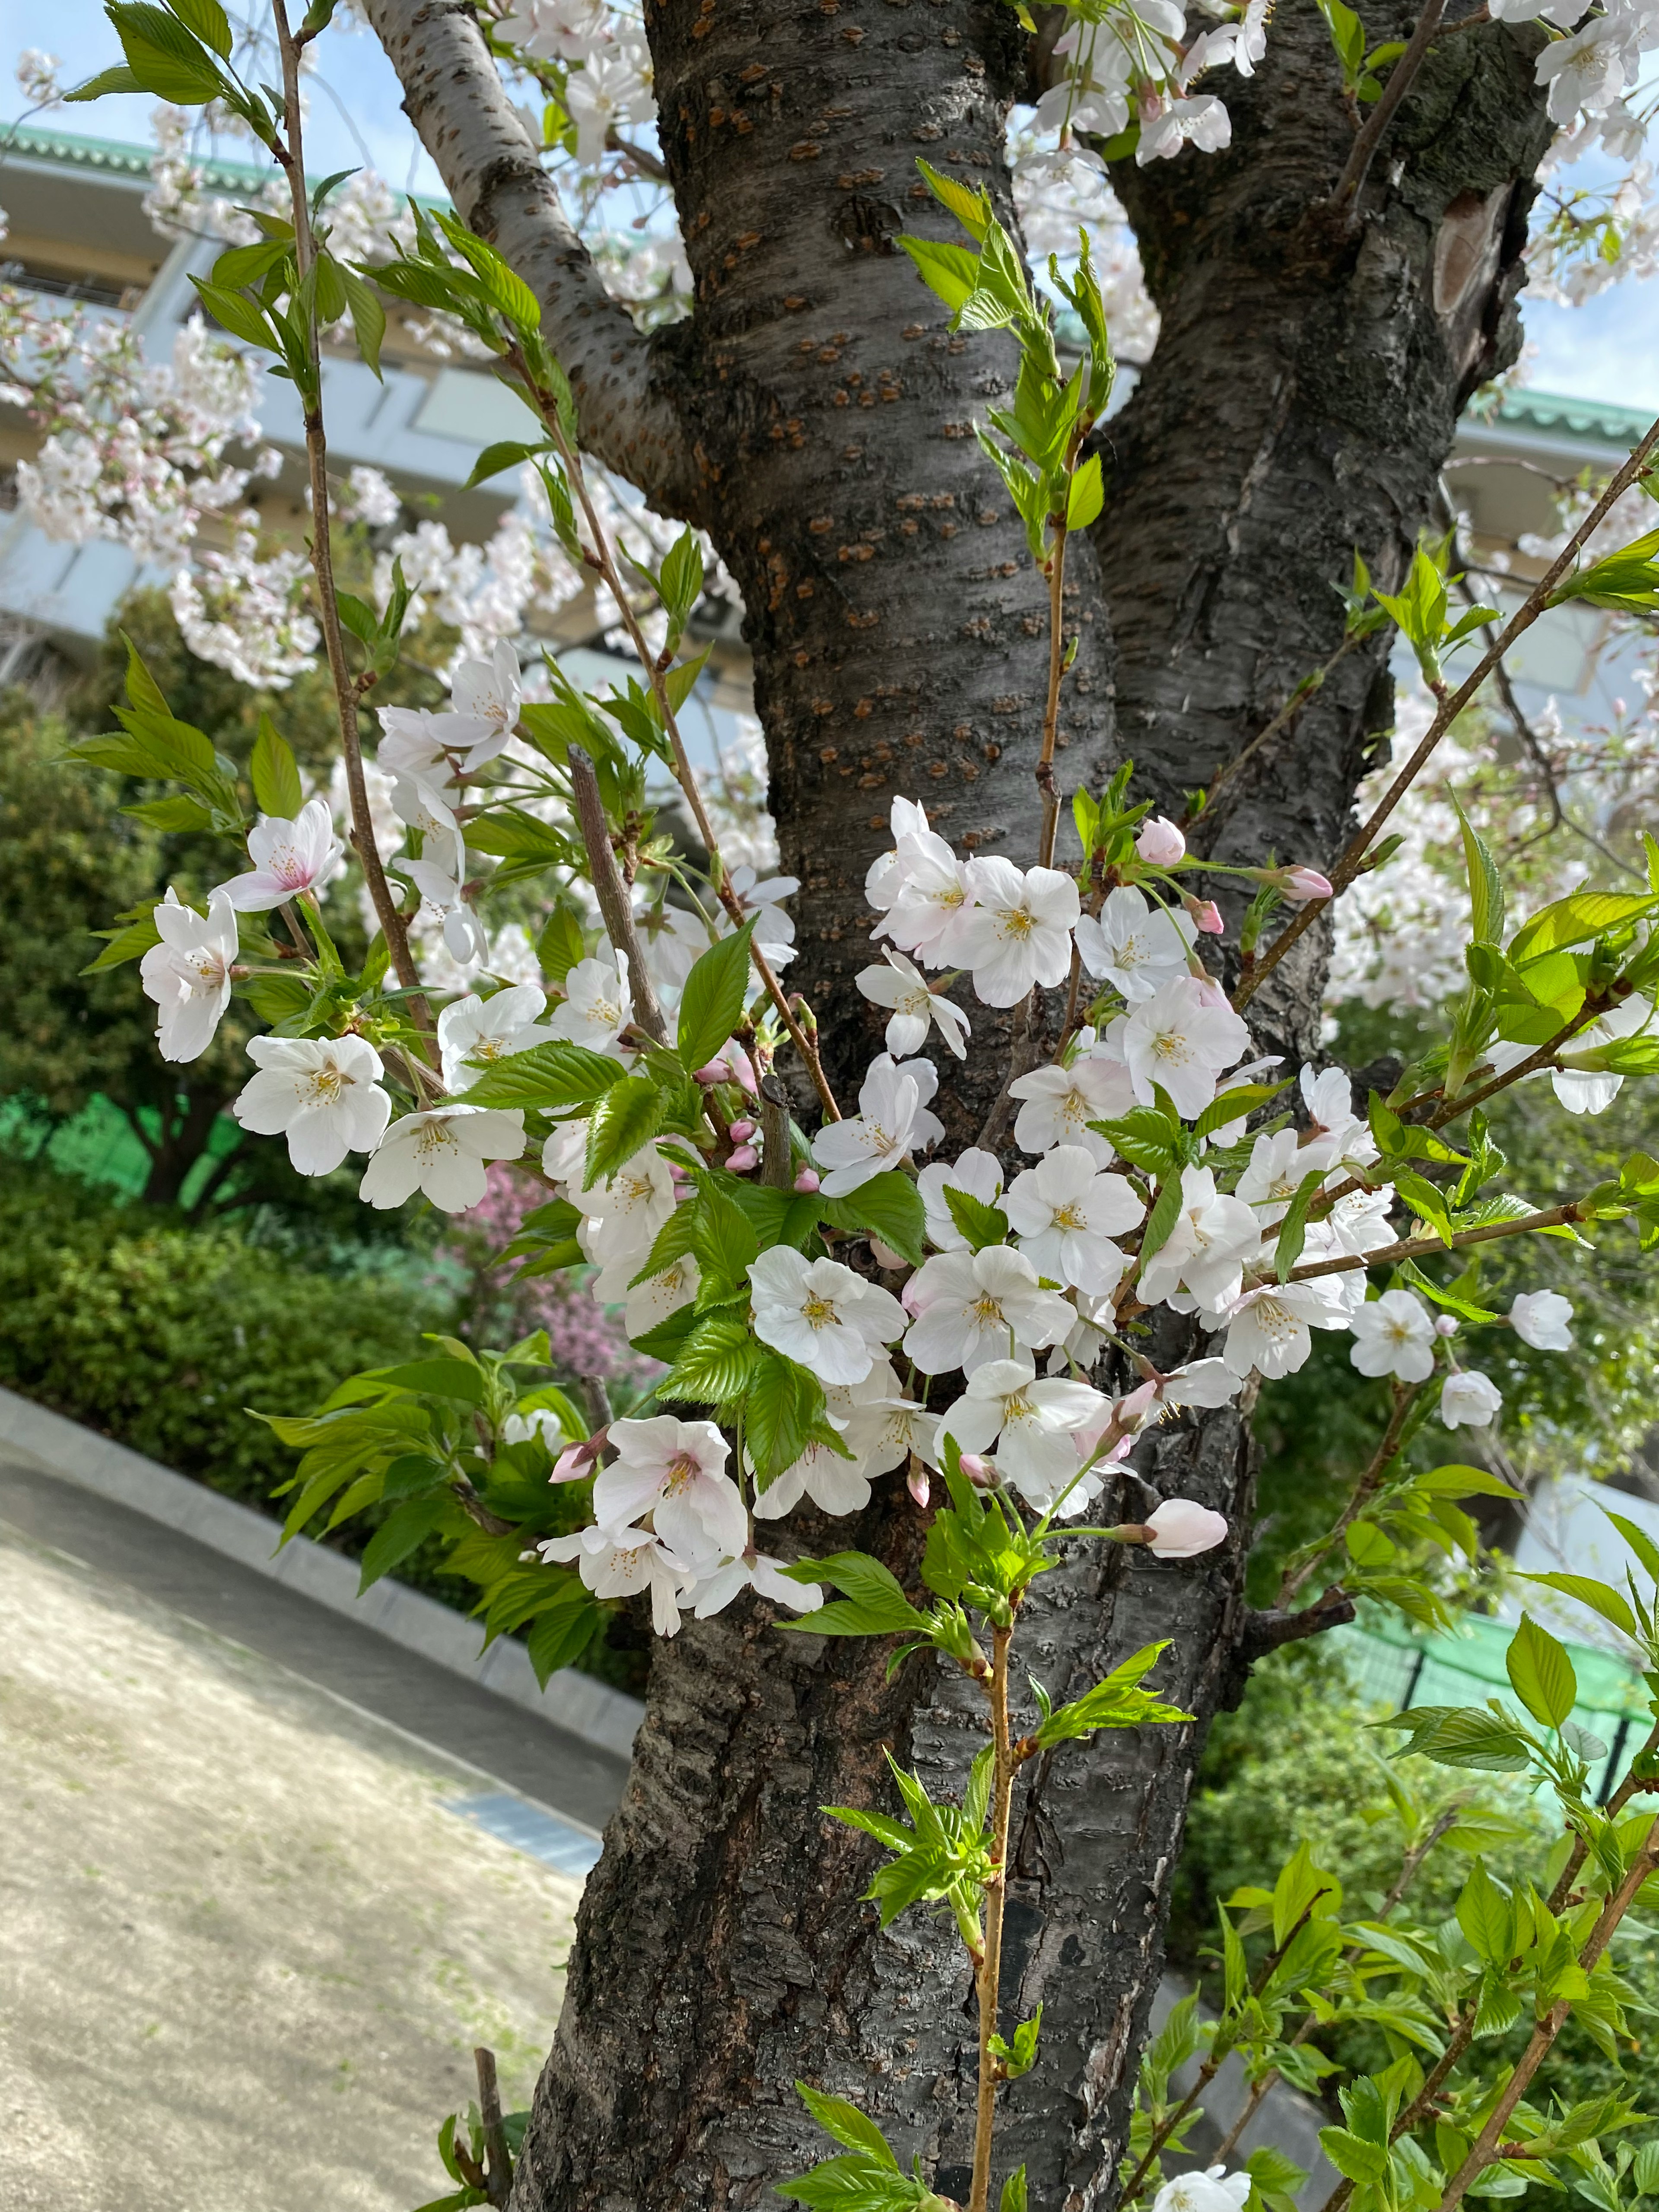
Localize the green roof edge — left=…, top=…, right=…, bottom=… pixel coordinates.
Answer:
left=0, top=116, right=447, bottom=207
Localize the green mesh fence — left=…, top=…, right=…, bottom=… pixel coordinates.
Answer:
left=0, top=1093, right=243, bottom=1206
left=1332, top=1609, right=1649, bottom=1804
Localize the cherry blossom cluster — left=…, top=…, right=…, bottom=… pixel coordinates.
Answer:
left=486, top=0, right=656, bottom=170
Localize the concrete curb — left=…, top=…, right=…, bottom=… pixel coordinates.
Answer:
left=0, top=1386, right=645, bottom=1761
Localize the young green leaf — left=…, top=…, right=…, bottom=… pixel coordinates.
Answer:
left=677, top=918, right=756, bottom=1074
left=250, top=715, right=303, bottom=817
left=1505, top=1611, right=1578, bottom=1729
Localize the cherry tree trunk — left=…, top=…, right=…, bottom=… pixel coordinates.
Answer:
left=365, top=0, right=1551, bottom=2201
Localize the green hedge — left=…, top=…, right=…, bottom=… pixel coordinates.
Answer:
left=0, top=1159, right=445, bottom=1511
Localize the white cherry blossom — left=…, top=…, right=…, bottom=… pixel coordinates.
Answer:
left=1138, top=1167, right=1261, bottom=1311
left=431, top=639, right=522, bottom=769
left=1510, top=1290, right=1574, bottom=1351
left=1440, top=1370, right=1503, bottom=1428
left=877, top=827, right=979, bottom=966
left=956, top=858, right=1081, bottom=1004
left=865, top=797, right=933, bottom=915
left=576, top=1144, right=677, bottom=1261
left=549, top=955, right=633, bottom=1050
left=728, top=866, right=801, bottom=970
left=1118, top=974, right=1251, bottom=1117
left=1010, top=1054, right=1137, bottom=1166
left=140, top=887, right=238, bottom=1062
left=749, top=1247, right=906, bottom=1385
left=539, top=1523, right=695, bottom=1636
left=438, top=984, right=554, bottom=1093
left=358, top=1104, right=525, bottom=1211
left=1074, top=887, right=1197, bottom=1004
left=903, top=1246, right=1076, bottom=1375
left=591, top=1416, right=747, bottom=1561
left=1152, top=2162, right=1252, bottom=2212
left=918, top=1148, right=1006, bottom=1250
left=856, top=950, right=970, bottom=1059
left=1348, top=1290, right=1437, bottom=1382
left=753, top=1435, right=873, bottom=1519
left=688, top=1550, right=826, bottom=1619
left=1003, top=1146, right=1142, bottom=1294
left=1144, top=1500, right=1230, bottom=1557
left=814, top=1055, right=925, bottom=1195
left=232, top=1034, right=391, bottom=1175
left=217, top=797, right=342, bottom=911
left=939, top=1354, right=1107, bottom=1512
left=1221, top=1278, right=1349, bottom=1379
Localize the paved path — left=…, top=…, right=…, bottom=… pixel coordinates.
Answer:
left=0, top=1475, right=619, bottom=2212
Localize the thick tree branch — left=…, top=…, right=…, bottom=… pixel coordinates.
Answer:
left=357, top=0, right=706, bottom=521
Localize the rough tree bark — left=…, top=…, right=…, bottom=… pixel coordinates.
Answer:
left=360, top=0, right=1551, bottom=2203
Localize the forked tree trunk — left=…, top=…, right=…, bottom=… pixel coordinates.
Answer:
left=364, top=0, right=1551, bottom=2201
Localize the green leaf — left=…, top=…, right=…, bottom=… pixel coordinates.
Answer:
left=1508, top=892, right=1659, bottom=965
left=1088, top=1108, right=1179, bottom=1175
left=1137, top=1173, right=1184, bottom=1268
left=915, top=157, right=992, bottom=242
left=122, top=794, right=215, bottom=832
left=747, top=1352, right=835, bottom=1484
left=357, top=1495, right=452, bottom=1591
left=339, top=267, right=386, bottom=378
left=795, top=2084, right=899, bottom=2170
left=1001, top=2170, right=1029, bottom=2212
left=250, top=714, right=303, bottom=816
left=1066, top=452, right=1103, bottom=531
left=942, top=1186, right=1011, bottom=1252
left=84, top=907, right=163, bottom=973
left=896, top=233, right=983, bottom=314
left=1192, top=1081, right=1289, bottom=1141
left=820, top=1171, right=927, bottom=1268
left=1035, top=1640, right=1191, bottom=1746
left=1392, top=1166, right=1453, bottom=1246
left=465, top=438, right=546, bottom=489
left=1415, top=1462, right=1520, bottom=1499
left=190, top=275, right=278, bottom=349
left=65, top=62, right=146, bottom=99
left=172, top=0, right=233, bottom=55
left=585, top=1074, right=668, bottom=1187
left=537, top=906, right=586, bottom=985
left=108, top=0, right=225, bottom=102
left=1524, top=1572, right=1638, bottom=1639
left=677, top=918, right=756, bottom=1073
left=1604, top=1506, right=1659, bottom=1587
left=659, top=1313, right=761, bottom=1405
left=464, top=1039, right=624, bottom=1112
left=1453, top=793, right=1505, bottom=947
left=372, top=1358, right=487, bottom=1404
left=1274, top=1167, right=1328, bottom=1283
left=659, top=529, right=706, bottom=623
left=1319, top=2128, right=1389, bottom=2187
left=778, top=1551, right=934, bottom=1639
left=1505, top=1611, right=1577, bottom=1728
left=525, top=1586, right=605, bottom=1683
left=1455, top=1857, right=1514, bottom=1965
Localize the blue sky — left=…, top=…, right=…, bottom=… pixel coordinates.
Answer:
left=3, top=0, right=1657, bottom=409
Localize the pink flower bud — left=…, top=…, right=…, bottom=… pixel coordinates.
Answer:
left=1144, top=1498, right=1228, bottom=1558
left=1113, top=1379, right=1160, bottom=1430
left=793, top=1167, right=820, bottom=1193
left=1136, top=815, right=1187, bottom=866
left=551, top=1426, right=608, bottom=1484
left=693, top=1059, right=729, bottom=1086
left=1281, top=866, right=1333, bottom=904
left=1184, top=894, right=1224, bottom=935
left=1434, top=1314, right=1459, bottom=1337
left=667, top=1160, right=691, bottom=1182
left=957, top=1453, right=997, bottom=1488
left=728, top=1118, right=756, bottom=1143
left=726, top=1144, right=759, bottom=1173
left=907, top=1464, right=931, bottom=1509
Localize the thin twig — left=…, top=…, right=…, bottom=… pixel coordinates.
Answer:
left=271, top=0, right=431, bottom=1036
left=474, top=2046, right=513, bottom=2207
left=969, top=1625, right=1016, bottom=2212
left=1036, top=522, right=1070, bottom=871
left=1329, top=0, right=1447, bottom=213
left=1236, top=413, right=1659, bottom=1011
left=1286, top=1200, right=1583, bottom=1281
left=1277, top=1380, right=1425, bottom=1607
left=566, top=746, right=670, bottom=1045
